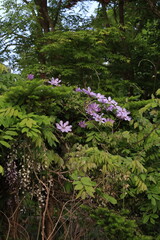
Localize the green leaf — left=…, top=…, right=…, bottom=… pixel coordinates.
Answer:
left=76, top=189, right=84, bottom=199
left=21, top=127, right=29, bottom=133
left=140, top=174, right=146, bottom=181
left=81, top=177, right=96, bottom=186
left=0, top=165, right=4, bottom=175
left=81, top=191, right=86, bottom=199
left=2, top=135, right=13, bottom=140
left=143, top=215, right=150, bottom=224
left=26, top=132, right=33, bottom=137
left=45, top=150, right=64, bottom=166
left=156, top=89, right=160, bottom=95
left=71, top=173, right=79, bottom=181
left=151, top=197, right=156, bottom=206
left=151, top=214, right=159, bottom=219
left=19, top=118, right=28, bottom=126
left=5, top=131, right=18, bottom=136
left=43, top=129, right=59, bottom=146
left=73, top=180, right=81, bottom=185
left=86, top=136, right=94, bottom=142
left=74, top=184, right=84, bottom=190
left=134, top=122, right=139, bottom=129
left=120, top=192, right=127, bottom=199
left=0, top=140, right=11, bottom=148
left=150, top=218, right=155, bottom=224
left=152, top=194, right=160, bottom=200
left=147, top=194, right=152, bottom=200
left=26, top=118, right=36, bottom=128
left=35, top=136, right=43, bottom=148
left=84, top=186, right=95, bottom=197
left=102, top=193, right=117, bottom=204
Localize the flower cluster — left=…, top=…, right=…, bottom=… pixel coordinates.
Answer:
left=5, top=149, right=18, bottom=189
left=50, top=78, right=131, bottom=133
left=6, top=159, right=18, bottom=187
left=19, top=159, right=32, bottom=191
left=76, top=87, right=131, bottom=123
left=5, top=142, right=56, bottom=210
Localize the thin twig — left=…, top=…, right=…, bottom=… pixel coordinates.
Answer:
left=0, top=211, right=11, bottom=240
left=9, top=198, right=24, bottom=219
left=47, top=196, right=82, bottom=240
left=36, top=213, right=42, bottom=240
left=16, top=222, right=30, bottom=240
left=34, top=172, right=50, bottom=240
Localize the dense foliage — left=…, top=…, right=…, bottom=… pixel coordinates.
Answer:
left=0, top=0, right=160, bottom=239
left=0, top=75, right=159, bottom=239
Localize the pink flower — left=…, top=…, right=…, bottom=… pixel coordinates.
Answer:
left=78, top=121, right=87, bottom=128
left=85, top=103, right=101, bottom=115
left=92, top=113, right=107, bottom=123
left=96, top=93, right=107, bottom=103
left=56, top=121, right=72, bottom=132
left=82, top=87, right=97, bottom=97
left=116, top=106, right=131, bottom=121
left=27, top=74, right=34, bottom=80
left=75, top=87, right=82, bottom=92
left=48, top=77, right=61, bottom=86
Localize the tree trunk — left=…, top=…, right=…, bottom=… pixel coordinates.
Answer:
left=34, top=0, right=51, bottom=33
left=44, top=196, right=55, bottom=240
left=119, top=0, right=125, bottom=26
left=7, top=193, right=20, bottom=239
left=101, top=1, right=110, bottom=27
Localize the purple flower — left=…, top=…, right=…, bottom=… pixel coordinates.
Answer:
left=92, top=113, right=107, bottom=123
left=27, top=74, right=34, bottom=80
left=6, top=160, right=18, bottom=186
left=103, top=97, right=118, bottom=111
left=106, top=97, right=117, bottom=105
left=82, top=87, right=97, bottom=97
left=56, top=121, right=72, bottom=132
left=48, top=77, right=61, bottom=86
left=96, top=93, right=108, bottom=103
left=86, top=103, right=101, bottom=115
left=75, top=86, right=131, bottom=122
left=75, top=87, right=97, bottom=97
left=78, top=121, right=87, bottom=128
left=75, top=87, right=83, bottom=92
left=105, top=104, right=118, bottom=111
left=116, top=106, right=131, bottom=121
